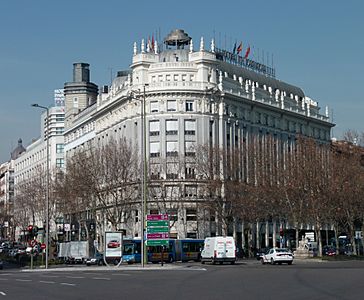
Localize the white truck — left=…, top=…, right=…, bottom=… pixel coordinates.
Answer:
left=201, top=236, right=236, bottom=265
left=58, top=241, right=89, bottom=264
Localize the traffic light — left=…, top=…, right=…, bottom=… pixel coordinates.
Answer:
left=27, top=225, right=38, bottom=237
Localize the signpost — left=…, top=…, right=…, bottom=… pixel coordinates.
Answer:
left=146, top=214, right=169, bottom=250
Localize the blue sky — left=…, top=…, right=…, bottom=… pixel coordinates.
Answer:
left=1, top=0, right=363, bottom=162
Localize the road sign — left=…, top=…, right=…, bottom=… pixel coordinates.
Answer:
left=40, top=243, right=46, bottom=250
left=147, top=233, right=169, bottom=239
left=146, top=240, right=169, bottom=246
left=147, top=214, right=169, bottom=221
left=147, top=226, right=169, bottom=233
left=146, top=220, right=169, bottom=227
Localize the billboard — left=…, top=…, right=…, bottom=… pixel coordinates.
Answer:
left=105, top=231, right=123, bottom=258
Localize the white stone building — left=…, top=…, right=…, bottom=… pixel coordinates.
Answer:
left=63, top=29, right=334, bottom=245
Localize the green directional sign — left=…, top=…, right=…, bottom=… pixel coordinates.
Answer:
left=147, top=226, right=169, bottom=233
left=146, top=220, right=169, bottom=227
left=146, top=240, right=169, bottom=246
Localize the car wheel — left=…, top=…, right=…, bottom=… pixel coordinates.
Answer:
left=270, top=258, right=275, bottom=265
left=278, top=262, right=282, bottom=265
left=288, top=261, right=292, bottom=265
left=212, top=258, right=216, bottom=265
left=261, top=258, right=265, bottom=265
left=230, top=261, right=235, bottom=265
left=219, top=261, right=223, bottom=265
left=201, top=260, right=205, bottom=264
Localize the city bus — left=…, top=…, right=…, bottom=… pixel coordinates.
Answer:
left=175, top=239, right=204, bottom=262
left=122, top=239, right=203, bottom=264
left=122, top=239, right=175, bottom=264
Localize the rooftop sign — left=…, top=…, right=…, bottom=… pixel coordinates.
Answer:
left=215, top=47, right=275, bottom=78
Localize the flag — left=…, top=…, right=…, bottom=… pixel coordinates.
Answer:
left=232, top=42, right=236, bottom=54
left=237, top=42, right=243, bottom=55
left=147, top=36, right=152, bottom=52
left=151, top=35, right=155, bottom=52
left=244, top=46, right=251, bottom=59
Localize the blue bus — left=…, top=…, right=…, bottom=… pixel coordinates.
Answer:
left=122, top=239, right=204, bottom=264
left=175, top=239, right=204, bottom=262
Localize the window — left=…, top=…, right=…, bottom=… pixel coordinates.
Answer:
left=150, top=163, right=161, bottom=179
left=56, top=144, right=64, bottom=153
left=158, top=75, right=163, bottom=82
left=186, top=208, right=197, bottom=220
left=182, top=74, right=187, bottom=81
left=56, top=158, right=64, bottom=168
left=73, top=97, right=78, bottom=108
left=167, top=100, right=177, bottom=112
left=185, top=165, right=195, bottom=179
left=166, top=162, right=178, bottom=179
left=166, top=185, right=179, bottom=198
left=149, top=120, right=160, bottom=136
left=150, top=142, right=160, bottom=157
left=55, top=127, right=64, bottom=134
left=166, top=74, right=171, bottom=81
left=150, top=209, right=159, bottom=215
left=166, top=119, right=178, bottom=135
left=185, top=141, right=196, bottom=157
left=185, top=185, right=197, bottom=198
left=151, top=76, right=156, bottom=83
left=150, top=101, right=159, bottom=113
left=173, top=74, right=179, bottom=81
left=184, top=120, right=196, bottom=135
left=186, top=101, right=194, bottom=112
left=166, top=141, right=178, bottom=157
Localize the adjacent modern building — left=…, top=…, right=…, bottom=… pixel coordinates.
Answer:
left=13, top=106, right=65, bottom=239
left=63, top=29, right=334, bottom=246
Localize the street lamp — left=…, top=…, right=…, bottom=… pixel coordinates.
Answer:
left=141, top=84, right=148, bottom=267
left=31, top=103, right=50, bottom=269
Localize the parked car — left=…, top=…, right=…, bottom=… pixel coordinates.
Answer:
left=107, top=240, right=120, bottom=248
left=86, top=252, right=105, bottom=266
left=255, top=248, right=269, bottom=260
left=323, top=246, right=336, bottom=256
left=0, top=260, right=3, bottom=270
left=261, top=248, right=293, bottom=265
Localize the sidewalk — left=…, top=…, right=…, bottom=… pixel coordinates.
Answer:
left=22, top=263, right=198, bottom=272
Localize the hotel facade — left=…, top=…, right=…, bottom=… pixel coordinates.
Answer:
left=63, top=30, right=334, bottom=249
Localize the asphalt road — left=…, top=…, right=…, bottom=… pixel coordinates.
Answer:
left=0, top=260, right=364, bottom=300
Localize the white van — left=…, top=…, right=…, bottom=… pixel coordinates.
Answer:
left=201, top=236, right=236, bottom=264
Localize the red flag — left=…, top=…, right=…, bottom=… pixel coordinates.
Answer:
left=244, top=46, right=251, bottom=59
left=151, top=35, right=155, bottom=51
left=237, top=42, right=243, bottom=54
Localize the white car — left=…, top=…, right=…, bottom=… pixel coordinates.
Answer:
left=261, top=248, right=293, bottom=265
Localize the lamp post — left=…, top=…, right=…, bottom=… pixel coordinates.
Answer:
left=31, top=103, right=50, bottom=269
left=140, top=84, right=148, bottom=267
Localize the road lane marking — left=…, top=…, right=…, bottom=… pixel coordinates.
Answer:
left=15, top=279, right=32, bottom=282
left=92, top=277, right=111, bottom=280
left=60, top=283, right=76, bottom=286
left=0, top=291, right=6, bottom=296
left=111, top=273, right=131, bottom=276
left=65, top=276, right=85, bottom=279
left=0, top=279, right=8, bottom=281
left=39, top=281, right=55, bottom=284
left=40, top=275, right=59, bottom=278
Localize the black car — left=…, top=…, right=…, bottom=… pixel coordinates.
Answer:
left=86, top=252, right=105, bottom=266
left=255, top=248, right=269, bottom=260
left=0, top=260, right=3, bottom=270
